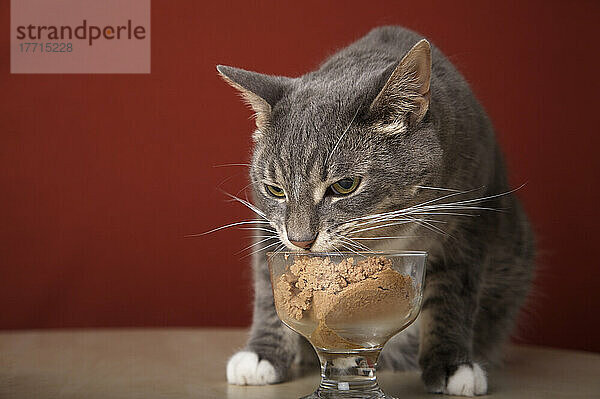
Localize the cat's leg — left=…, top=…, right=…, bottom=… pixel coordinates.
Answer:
left=473, top=215, right=535, bottom=367
left=226, top=256, right=301, bottom=385
left=418, top=262, right=487, bottom=396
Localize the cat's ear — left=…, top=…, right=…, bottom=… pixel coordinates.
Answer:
left=217, top=65, right=292, bottom=136
left=368, top=39, right=431, bottom=133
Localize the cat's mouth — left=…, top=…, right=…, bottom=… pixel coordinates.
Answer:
left=279, top=230, right=327, bottom=253
left=283, top=231, right=367, bottom=253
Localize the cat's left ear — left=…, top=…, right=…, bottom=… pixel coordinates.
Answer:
left=217, top=65, right=292, bottom=137
left=368, top=39, right=431, bottom=133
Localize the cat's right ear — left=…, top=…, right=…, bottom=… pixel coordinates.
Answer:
left=216, top=65, right=292, bottom=139
left=367, top=39, right=431, bottom=134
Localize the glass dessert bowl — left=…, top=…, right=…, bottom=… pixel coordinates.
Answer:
left=268, top=250, right=427, bottom=399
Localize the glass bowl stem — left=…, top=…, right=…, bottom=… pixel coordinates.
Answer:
left=303, top=348, right=390, bottom=399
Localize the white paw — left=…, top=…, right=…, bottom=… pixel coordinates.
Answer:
left=472, top=363, right=488, bottom=395
left=226, top=351, right=278, bottom=385
left=445, top=363, right=487, bottom=396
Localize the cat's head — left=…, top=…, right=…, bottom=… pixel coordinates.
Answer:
left=218, top=40, right=442, bottom=252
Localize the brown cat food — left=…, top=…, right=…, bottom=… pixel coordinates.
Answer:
left=273, top=255, right=415, bottom=349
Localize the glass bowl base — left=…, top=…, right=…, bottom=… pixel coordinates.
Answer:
left=300, top=387, right=394, bottom=399
left=298, top=349, right=396, bottom=399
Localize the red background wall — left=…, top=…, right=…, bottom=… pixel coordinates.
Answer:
left=1, top=1, right=599, bottom=353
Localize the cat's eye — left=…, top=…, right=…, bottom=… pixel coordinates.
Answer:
left=265, top=184, right=286, bottom=198
left=330, top=177, right=361, bottom=196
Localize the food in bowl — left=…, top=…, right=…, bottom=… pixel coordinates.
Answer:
left=273, top=255, right=415, bottom=350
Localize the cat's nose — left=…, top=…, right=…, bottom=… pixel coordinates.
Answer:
left=288, top=235, right=316, bottom=250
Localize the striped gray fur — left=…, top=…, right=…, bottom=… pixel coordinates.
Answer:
left=219, top=26, right=535, bottom=393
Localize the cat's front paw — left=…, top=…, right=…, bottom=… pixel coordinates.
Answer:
left=444, top=363, right=487, bottom=396
left=226, top=351, right=279, bottom=385
left=422, top=362, right=487, bottom=396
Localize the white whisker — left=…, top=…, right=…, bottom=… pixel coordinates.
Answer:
left=241, top=240, right=283, bottom=259
left=273, top=243, right=287, bottom=256
left=351, top=235, right=423, bottom=240
left=411, top=184, right=525, bottom=211
left=352, top=217, right=413, bottom=228
left=212, top=163, right=252, bottom=168
left=332, top=232, right=366, bottom=251
left=185, top=219, right=270, bottom=237
left=407, top=216, right=453, bottom=238
left=330, top=246, right=343, bottom=256
left=337, top=234, right=373, bottom=252
left=250, top=234, right=279, bottom=238
left=336, top=184, right=523, bottom=230
left=348, top=220, right=413, bottom=235
left=221, top=190, right=268, bottom=220
left=412, top=204, right=502, bottom=213
left=407, top=211, right=476, bottom=217
left=236, top=181, right=254, bottom=196
left=335, top=240, right=367, bottom=257
left=336, top=187, right=484, bottom=227
left=235, top=236, right=279, bottom=255
left=238, top=227, right=277, bottom=234
left=414, top=185, right=465, bottom=192
left=410, top=218, right=448, bottom=224
left=325, top=105, right=362, bottom=166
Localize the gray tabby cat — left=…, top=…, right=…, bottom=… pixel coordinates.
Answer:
left=218, top=26, right=535, bottom=396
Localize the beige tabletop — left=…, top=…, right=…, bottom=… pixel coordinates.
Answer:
left=0, top=328, right=598, bottom=398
